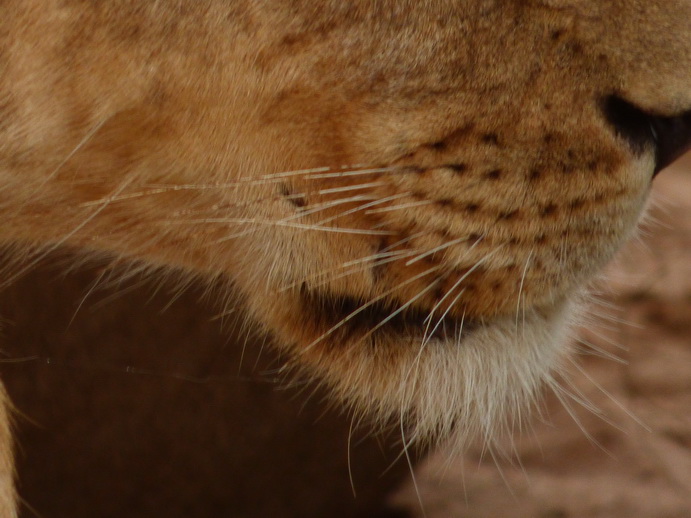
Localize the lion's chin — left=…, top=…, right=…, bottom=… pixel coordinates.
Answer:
left=261, top=288, right=577, bottom=451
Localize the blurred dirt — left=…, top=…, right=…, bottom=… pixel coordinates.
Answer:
left=394, top=154, right=691, bottom=518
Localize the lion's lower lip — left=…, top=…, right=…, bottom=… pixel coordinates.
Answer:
left=301, top=289, right=477, bottom=343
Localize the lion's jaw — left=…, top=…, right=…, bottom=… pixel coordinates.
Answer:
left=220, top=1, right=690, bottom=445
left=1, top=0, right=690, bottom=448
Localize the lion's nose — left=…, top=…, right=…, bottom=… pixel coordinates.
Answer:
left=603, top=96, right=691, bottom=176
left=650, top=110, right=691, bottom=175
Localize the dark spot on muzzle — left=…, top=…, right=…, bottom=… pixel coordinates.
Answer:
left=603, top=96, right=691, bottom=176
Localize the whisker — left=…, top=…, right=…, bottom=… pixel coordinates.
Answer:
left=315, top=181, right=386, bottom=195
left=78, top=184, right=252, bottom=207
left=87, top=275, right=155, bottom=311
left=580, top=326, right=628, bottom=351
left=163, top=218, right=396, bottom=241
left=280, top=195, right=377, bottom=222
left=292, top=250, right=420, bottom=293
left=259, top=166, right=332, bottom=179
left=44, top=116, right=111, bottom=185
left=347, top=415, right=358, bottom=498
left=548, top=381, right=615, bottom=453
left=420, top=288, right=466, bottom=349
left=365, top=199, right=437, bottom=215
left=79, top=165, right=398, bottom=208
left=358, top=276, right=444, bottom=342
left=419, top=238, right=487, bottom=327
left=314, top=193, right=410, bottom=226
left=339, top=249, right=414, bottom=270
left=283, top=228, right=458, bottom=291
left=574, top=338, right=626, bottom=364
left=277, top=230, right=427, bottom=292
left=259, top=164, right=392, bottom=180
left=86, top=192, right=293, bottom=212
left=401, top=414, right=427, bottom=518
left=306, top=166, right=396, bottom=179
left=419, top=243, right=504, bottom=350
left=515, top=249, right=534, bottom=331
left=79, top=176, right=318, bottom=207
left=303, top=264, right=443, bottom=352
left=566, top=356, right=650, bottom=431
left=67, top=267, right=109, bottom=328
left=277, top=249, right=416, bottom=293
left=405, top=235, right=474, bottom=266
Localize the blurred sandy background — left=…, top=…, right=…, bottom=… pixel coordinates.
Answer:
left=395, top=153, right=691, bottom=518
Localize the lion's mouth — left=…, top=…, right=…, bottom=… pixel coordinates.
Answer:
left=300, top=289, right=479, bottom=345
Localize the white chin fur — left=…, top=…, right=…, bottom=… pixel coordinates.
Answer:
left=334, top=299, right=576, bottom=451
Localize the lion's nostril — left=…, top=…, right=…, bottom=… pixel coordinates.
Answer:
left=650, top=110, right=691, bottom=175
left=602, top=96, right=653, bottom=155
left=603, top=96, right=691, bottom=177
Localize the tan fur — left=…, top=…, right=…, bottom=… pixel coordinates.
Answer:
left=0, top=1, right=690, bottom=514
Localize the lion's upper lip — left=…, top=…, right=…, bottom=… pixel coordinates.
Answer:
left=301, top=288, right=477, bottom=344
left=603, top=96, right=691, bottom=175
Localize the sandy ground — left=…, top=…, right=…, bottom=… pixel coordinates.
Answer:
left=394, top=154, right=691, bottom=518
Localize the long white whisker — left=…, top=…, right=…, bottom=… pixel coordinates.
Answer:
left=277, top=231, right=428, bottom=292
left=419, top=245, right=486, bottom=348
left=401, top=414, right=427, bottom=518
left=548, top=382, right=612, bottom=455
left=280, top=195, right=376, bottom=222
left=358, top=276, right=444, bottom=342
left=303, top=265, right=442, bottom=352
left=259, top=166, right=332, bottom=179
left=67, top=267, right=109, bottom=328
left=174, top=218, right=396, bottom=242
left=293, top=250, right=422, bottom=291
left=406, top=235, right=476, bottom=266
left=307, top=166, right=396, bottom=179
left=79, top=165, right=397, bottom=208
left=78, top=181, right=286, bottom=206
left=79, top=173, right=380, bottom=208
left=44, top=116, right=111, bottom=185
left=314, top=193, right=410, bottom=225
left=278, top=249, right=416, bottom=292
left=347, top=415, right=358, bottom=498
left=259, top=164, right=394, bottom=180
left=421, top=237, right=489, bottom=326
left=285, top=223, right=473, bottom=292
left=516, top=249, right=534, bottom=332
left=315, top=181, right=386, bottom=195
left=566, top=356, right=650, bottom=431
left=574, top=338, right=626, bottom=364
left=422, top=288, right=465, bottom=345
left=417, top=243, right=504, bottom=357
left=366, top=199, right=436, bottom=215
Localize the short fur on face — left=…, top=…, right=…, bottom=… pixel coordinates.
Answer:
left=0, top=3, right=690, bottom=508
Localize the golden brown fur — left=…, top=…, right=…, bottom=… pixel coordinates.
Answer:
left=0, top=1, right=690, bottom=515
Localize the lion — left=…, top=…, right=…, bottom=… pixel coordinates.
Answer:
left=0, top=0, right=690, bottom=515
